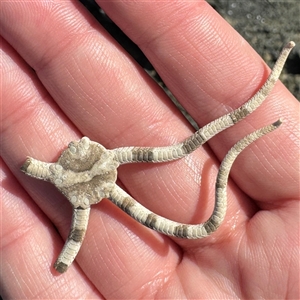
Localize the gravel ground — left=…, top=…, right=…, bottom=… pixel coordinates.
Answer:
left=207, top=0, right=300, bottom=100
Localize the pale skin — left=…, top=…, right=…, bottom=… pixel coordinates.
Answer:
left=1, top=1, right=299, bottom=299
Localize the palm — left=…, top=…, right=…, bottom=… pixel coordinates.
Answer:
left=1, top=1, right=298, bottom=299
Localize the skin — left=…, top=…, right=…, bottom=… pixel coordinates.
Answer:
left=1, top=1, right=299, bottom=299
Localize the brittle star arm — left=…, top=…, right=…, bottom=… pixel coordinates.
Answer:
left=113, top=42, right=294, bottom=164
left=109, top=120, right=282, bottom=238
left=54, top=207, right=90, bottom=273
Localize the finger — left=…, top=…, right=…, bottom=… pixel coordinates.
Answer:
left=0, top=7, right=183, bottom=298
left=99, top=1, right=299, bottom=205
left=0, top=32, right=81, bottom=223
left=1, top=36, right=106, bottom=295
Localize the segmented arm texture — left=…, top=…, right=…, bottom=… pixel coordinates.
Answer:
left=109, top=120, right=282, bottom=238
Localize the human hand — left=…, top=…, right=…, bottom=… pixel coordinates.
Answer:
left=1, top=1, right=299, bottom=299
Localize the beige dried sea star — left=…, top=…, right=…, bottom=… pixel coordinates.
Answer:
left=21, top=41, right=295, bottom=273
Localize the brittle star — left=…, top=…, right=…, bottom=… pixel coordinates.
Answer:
left=21, top=41, right=295, bottom=273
